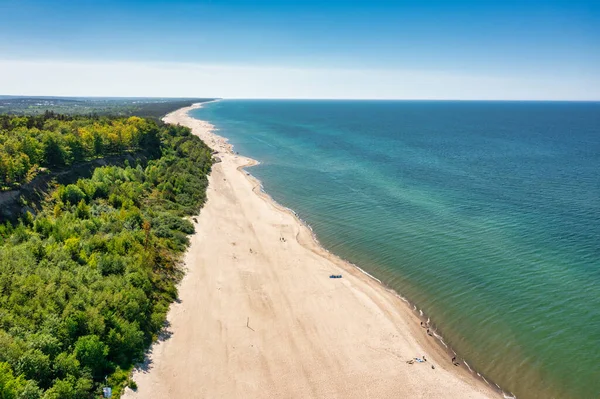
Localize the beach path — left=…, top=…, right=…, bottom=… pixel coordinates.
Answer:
left=122, top=104, right=499, bottom=399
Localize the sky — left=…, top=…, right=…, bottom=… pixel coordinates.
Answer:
left=0, top=0, right=598, bottom=100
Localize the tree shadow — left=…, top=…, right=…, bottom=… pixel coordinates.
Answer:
left=157, top=320, right=174, bottom=342
left=135, top=319, right=175, bottom=373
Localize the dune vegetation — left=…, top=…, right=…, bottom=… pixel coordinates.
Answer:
left=0, top=113, right=212, bottom=398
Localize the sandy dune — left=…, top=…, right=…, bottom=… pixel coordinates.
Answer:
left=123, top=103, right=500, bottom=398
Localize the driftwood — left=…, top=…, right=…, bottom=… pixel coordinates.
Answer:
left=246, top=317, right=255, bottom=332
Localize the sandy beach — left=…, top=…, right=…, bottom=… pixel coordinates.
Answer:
left=123, top=103, right=501, bottom=399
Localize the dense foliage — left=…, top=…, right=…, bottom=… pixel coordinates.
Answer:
left=0, top=112, right=165, bottom=190
left=0, top=117, right=212, bottom=398
left=0, top=97, right=214, bottom=119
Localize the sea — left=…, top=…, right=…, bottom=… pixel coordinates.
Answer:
left=189, top=100, right=600, bottom=399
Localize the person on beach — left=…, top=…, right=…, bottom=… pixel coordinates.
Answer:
left=427, top=329, right=433, bottom=336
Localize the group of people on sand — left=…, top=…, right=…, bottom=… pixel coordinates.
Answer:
left=420, top=321, right=434, bottom=336
left=406, top=355, right=435, bottom=369
left=419, top=321, right=461, bottom=367
left=406, top=355, right=427, bottom=364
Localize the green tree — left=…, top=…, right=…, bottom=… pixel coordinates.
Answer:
left=41, top=376, right=90, bottom=399
left=64, top=134, right=85, bottom=164
left=60, top=185, right=86, bottom=205
left=16, top=381, right=42, bottom=399
left=75, top=200, right=89, bottom=219
left=0, top=362, right=26, bottom=399
left=42, top=135, right=66, bottom=167
left=15, top=350, right=51, bottom=388
left=73, top=335, right=108, bottom=379
left=52, top=353, right=80, bottom=380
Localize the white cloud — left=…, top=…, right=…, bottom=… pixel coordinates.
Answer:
left=0, top=59, right=598, bottom=100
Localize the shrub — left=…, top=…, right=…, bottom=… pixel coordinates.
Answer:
left=61, top=185, right=86, bottom=205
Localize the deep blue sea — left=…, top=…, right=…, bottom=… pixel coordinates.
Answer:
left=190, top=100, right=600, bottom=399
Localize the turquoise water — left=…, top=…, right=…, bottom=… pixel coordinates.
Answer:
left=190, top=100, right=600, bottom=399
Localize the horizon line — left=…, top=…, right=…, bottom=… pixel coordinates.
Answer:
left=1, top=95, right=599, bottom=103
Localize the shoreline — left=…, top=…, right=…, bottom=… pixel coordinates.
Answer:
left=124, top=102, right=506, bottom=398
left=210, top=106, right=514, bottom=399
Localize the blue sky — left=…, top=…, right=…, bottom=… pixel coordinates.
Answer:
left=0, top=0, right=598, bottom=99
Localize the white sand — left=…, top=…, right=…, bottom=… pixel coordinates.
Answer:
left=123, top=103, right=500, bottom=399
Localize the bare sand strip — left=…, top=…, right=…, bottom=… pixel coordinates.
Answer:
left=123, top=103, right=501, bottom=399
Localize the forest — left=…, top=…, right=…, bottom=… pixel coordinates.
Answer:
left=0, top=97, right=214, bottom=119
left=0, top=112, right=167, bottom=190
left=0, top=114, right=212, bottom=398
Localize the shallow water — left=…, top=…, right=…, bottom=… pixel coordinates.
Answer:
left=190, top=100, right=600, bottom=399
